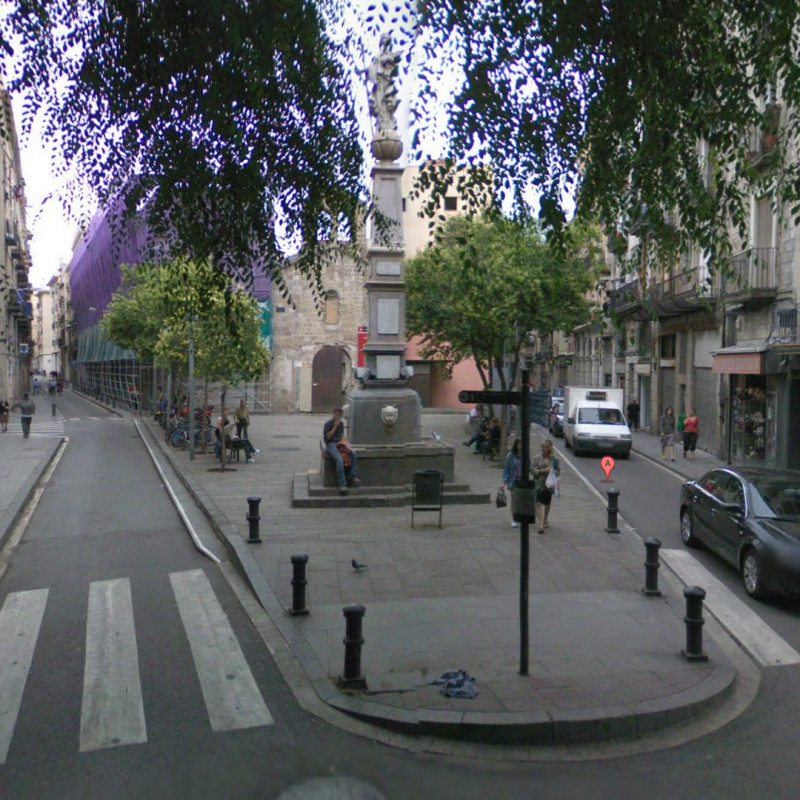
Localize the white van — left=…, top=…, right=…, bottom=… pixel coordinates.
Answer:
left=563, top=388, right=632, bottom=458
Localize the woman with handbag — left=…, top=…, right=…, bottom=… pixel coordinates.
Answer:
left=500, top=438, right=522, bottom=527
left=532, top=439, right=559, bottom=534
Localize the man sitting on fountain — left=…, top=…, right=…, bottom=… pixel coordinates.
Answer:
left=323, top=408, right=360, bottom=495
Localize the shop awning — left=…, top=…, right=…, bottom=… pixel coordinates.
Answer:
left=711, top=346, right=766, bottom=374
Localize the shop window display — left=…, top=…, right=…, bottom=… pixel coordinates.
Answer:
left=731, top=375, right=775, bottom=465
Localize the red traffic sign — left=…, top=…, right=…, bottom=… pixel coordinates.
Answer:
left=458, top=390, right=521, bottom=405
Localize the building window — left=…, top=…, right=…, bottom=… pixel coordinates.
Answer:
left=444, top=196, right=457, bottom=211
left=324, top=291, right=339, bottom=325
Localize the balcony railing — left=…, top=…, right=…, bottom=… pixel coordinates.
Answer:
left=722, top=247, right=776, bottom=295
left=650, top=264, right=719, bottom=305
left=607, top=277, right=641, bottom=312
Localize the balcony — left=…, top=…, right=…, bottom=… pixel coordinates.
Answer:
left=648, top=265, right=719, bottom=317
left=607, top=277, right=651, bottom=320
left=720, top=247, right=777, bottom=308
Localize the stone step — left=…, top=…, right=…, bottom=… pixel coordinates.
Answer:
left=292, top=473, right=490, bottom=509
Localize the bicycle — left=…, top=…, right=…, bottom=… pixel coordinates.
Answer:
left=168, top=417, right=213, bottom=450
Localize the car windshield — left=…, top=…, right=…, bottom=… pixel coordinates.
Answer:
left=578, top=407, right=624, bottom=424
left=749, top=479, right=800, bottom=519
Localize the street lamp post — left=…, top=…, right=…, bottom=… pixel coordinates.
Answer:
left=187, top=314, right=198, bottom=461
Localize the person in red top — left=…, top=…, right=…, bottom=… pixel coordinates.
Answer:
left=682, top=408, right=700, bottom=460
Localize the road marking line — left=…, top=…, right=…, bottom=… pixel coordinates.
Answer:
left=80, top=578, right=147, bottom=751
left=662, top=549, right=800, bottom=667
left=0, top=589, right=49, bottom=764
left=170, top=569, right=273, bottom=732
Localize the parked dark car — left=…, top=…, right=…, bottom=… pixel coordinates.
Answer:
left=679, top=467, right=800, bottom=599
left=548, top=401, right=565, bottom=437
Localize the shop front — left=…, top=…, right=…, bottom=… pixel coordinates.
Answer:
left=712, top=348, right=776, bottom=468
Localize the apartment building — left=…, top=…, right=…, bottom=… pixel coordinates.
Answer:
left=0, top=84, right=32, bottom=403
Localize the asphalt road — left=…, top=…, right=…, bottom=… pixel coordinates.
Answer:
left=1, top=398, right=800, bottom=799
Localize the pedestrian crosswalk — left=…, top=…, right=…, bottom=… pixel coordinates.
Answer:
left=6, top=418, right=67, bottom=438
left=0, top=569, right=272, bottom=763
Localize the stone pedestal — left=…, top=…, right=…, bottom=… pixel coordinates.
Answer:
left=346, top=386, right=420, bottom=445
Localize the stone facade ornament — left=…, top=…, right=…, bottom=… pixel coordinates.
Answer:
left=380, top=404, right=399, bottom=428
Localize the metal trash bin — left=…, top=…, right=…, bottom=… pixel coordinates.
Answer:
left=411, top=469, right=444, bottom=528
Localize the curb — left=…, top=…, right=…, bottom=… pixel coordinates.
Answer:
left=318, top=661, right=736, bottom=745
left=0, top=437, right=65, bottom=551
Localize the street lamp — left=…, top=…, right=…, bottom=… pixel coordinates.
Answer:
left=187, top=314, right=198, bottom=461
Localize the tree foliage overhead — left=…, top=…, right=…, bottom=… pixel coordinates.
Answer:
left=1, top=0, right=367, bottom=290
left=405, top=214, right=595, bottom=391
left=5, top=0, right=798, bottom=288
left=413, top=1, right=800, bottom=269
left=102, top=257, right=270, bottom=383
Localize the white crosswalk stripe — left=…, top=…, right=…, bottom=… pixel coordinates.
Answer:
left=169, top=569, right=273, bottom=732
left=0, top=589, right=49, bottom=764
left=80, top=578, right=147, bottom=752
left=0, top=572, right=272, bottom=761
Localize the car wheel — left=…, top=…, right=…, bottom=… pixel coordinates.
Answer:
left=741, top=549, right=766, bottom=600
left=680, top=507, right=699, bottom=548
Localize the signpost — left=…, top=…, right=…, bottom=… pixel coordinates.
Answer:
left=459, top=374, right=533, bottom=675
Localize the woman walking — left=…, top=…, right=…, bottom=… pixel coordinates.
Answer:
left=683, top=408, right=700, bottom=460
left=501, top=438, right=523, bottom=528
left=532, top=439, right=559, bottom=534
left=659, top=407, right=676, bottom=461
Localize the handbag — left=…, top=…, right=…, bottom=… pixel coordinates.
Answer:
left=495, top=486, right=507, bottom=508
left=545, top=469, right=558, bottom=490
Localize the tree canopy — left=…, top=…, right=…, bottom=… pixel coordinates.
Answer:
left=414, top=1, right=800, bottom=270
left=1, top=0, right=366, bottom=290
left=405, top=214, right=596, bottom=391
left=102, top=257, right=270, bottom=383
left=3, top=0, right=799, bottom=285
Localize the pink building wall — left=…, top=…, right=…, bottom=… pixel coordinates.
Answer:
left=405, top=336, right=483, bottom=409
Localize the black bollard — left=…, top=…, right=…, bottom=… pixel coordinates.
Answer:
left=246, top=496, right=262, bottom=544
left=290, top=554, right=309, bottom=616
left=340, top=603, right=367, bottom=688
left=605, top=487, right=620, bottom=533
left=642, top=537, right=662, bottom=596
left=51, top=402, right=56, bottom=416
left=682, top=586, right=708, bottom=661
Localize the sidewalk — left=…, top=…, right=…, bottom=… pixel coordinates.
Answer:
left=0, top=426, right=63, bottom=551
left=137, top=406, right=740, bottom=746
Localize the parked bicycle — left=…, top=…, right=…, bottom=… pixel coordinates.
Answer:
left=168, top=416, right=213, bottom=450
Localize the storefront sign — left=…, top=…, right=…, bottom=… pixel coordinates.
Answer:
left=712, top=352, right=763, bottom=374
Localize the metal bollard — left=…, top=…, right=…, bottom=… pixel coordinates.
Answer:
left=605, top=487, right=620, bottom=533
left=681, top=586, right=708, bottom=661
left=642, top=537, right=662, bottom=596
left=51, top=402, right=56, bottom=416
left=340, top=603, right=367, bottom=688
left=290, top=554, right=309, bottom=616
left=246, top=496, right=262, bottom=544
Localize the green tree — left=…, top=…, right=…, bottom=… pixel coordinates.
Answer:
left=405, top=214, right=595, bottom=394
left=102, top=257, right=270, bottom=383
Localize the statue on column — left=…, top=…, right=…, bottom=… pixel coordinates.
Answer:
left=366, top=34, right=403, bottom=161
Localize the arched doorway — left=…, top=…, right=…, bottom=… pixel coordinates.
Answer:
left=312, top=346, right=344, bottom=412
